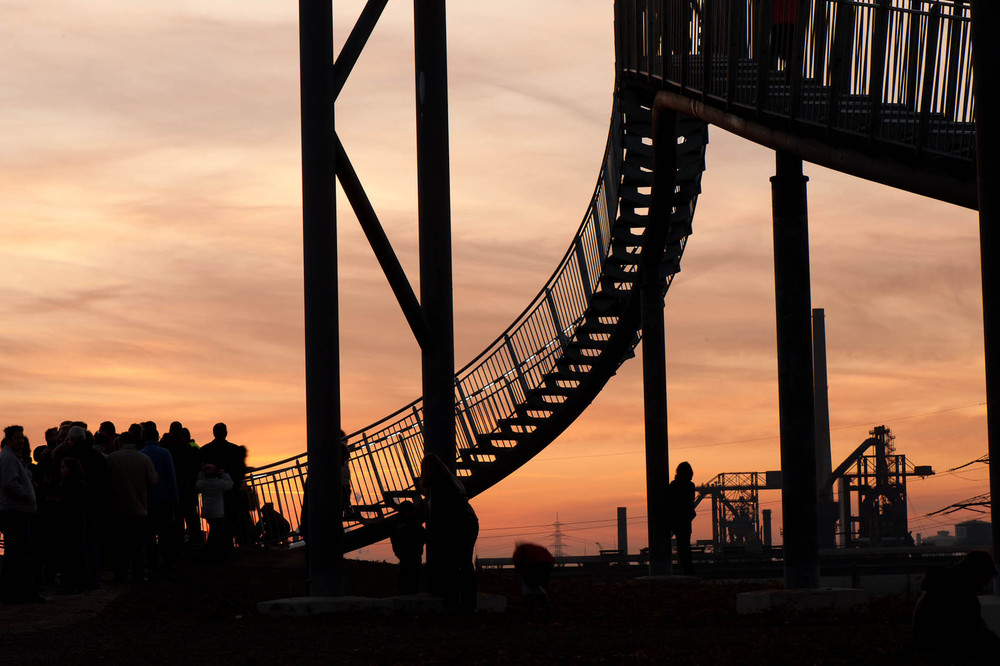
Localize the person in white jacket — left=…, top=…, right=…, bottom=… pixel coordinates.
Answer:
left=195, top=463, right=232, bottom=556
left=0, top=425, right=41, bottom=603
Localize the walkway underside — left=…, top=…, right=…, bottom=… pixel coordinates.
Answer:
left=656, top=90, right=976, bottom=209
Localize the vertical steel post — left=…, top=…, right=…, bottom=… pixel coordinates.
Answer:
left=812, top=308, right=836, bottom=549
left=642, top=107, right=678, bottom=576
left=299, top=0, right=343, bottom=596
left=971, top=0, right=1000, bottom=594
left=771, top=151, right=819, bottom=589
left=414, top=0, right=455, bottom=467
left=414, top=0, right=456, bottom=600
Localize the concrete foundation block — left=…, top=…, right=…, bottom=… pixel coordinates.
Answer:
left=476, top=592, right=508, bottom=613
left=736, top=587, right=868, bottom=615
left=257, top=592, right=506, bottom=616
left=385, top=594, right=444, bottom=613
left=635, top=575, right=700, bottom=582
left=257, top=596, right=394, bottom=616
left=979, top=595, right=1000, bottom=637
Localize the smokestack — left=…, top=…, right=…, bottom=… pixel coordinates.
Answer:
left=617, top=507, right=628, bottom=564
left=763, top=509, right=773, bottom=549
left=813, top=308, right=836, bottom=548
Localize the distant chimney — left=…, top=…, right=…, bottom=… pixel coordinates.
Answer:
left=813, top=308, right=836, bottom=548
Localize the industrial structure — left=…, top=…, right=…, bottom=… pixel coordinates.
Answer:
left=695, top=426, right=934, bottom=551
left=282, top=0, right=996, bottom=593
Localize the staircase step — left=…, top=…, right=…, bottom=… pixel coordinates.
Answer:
left=549, top=362, right=590, bottom=380
left=542, top=375, right=581, bottom=391
left=459, top=448, right=498, bottom=463
left=515, top=398, right=557, bottom=414
left=602, top=263, right=639, bottom=283
left=523, top=394, right=568, bottom=413
left=567, top=334, right=607, bottom=351
left=611, top=229, right=645, bottom=247
left=478, top=431, right=522, bottom=448
left=623, top=161, right=652, bottom=182
left=624, top=134, right=653, bottom=157
left=578, top=317, right=617, bottom=334
left=455, top=458, right=498, bottom=472
left=620, top=186, right=651, bottom=207
left=588, top=293, right=625, bottom=315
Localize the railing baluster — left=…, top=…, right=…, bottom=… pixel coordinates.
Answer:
left=575, top=235, right=593, bottom=300
left=545, top=287, right=569, bottom=348
left=503, top=333, right=531, bottom=400
left=455, top=377, right=480, bottom=453
left=944, top=0, right=965, bottom=121
left=726, top=0, right=740, bottom=107
left=917, top=3, right=942, bottom=155
left=755, top=0, right=774, bottom=113
left=363, top=433, right=388, bottom=507
left=868, top=0, right=891, bottom=140
left=702, top=0, right=713, bottom=99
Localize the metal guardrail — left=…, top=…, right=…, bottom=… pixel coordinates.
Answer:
left=245, top=102, right=627, bottom=540
left=617, top=0, right=975, bottom=161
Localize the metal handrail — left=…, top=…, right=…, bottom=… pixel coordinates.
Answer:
left=618, top=0, right=975, bottom=161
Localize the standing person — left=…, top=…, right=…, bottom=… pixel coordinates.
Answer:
left=771, top=0, right=798, bottom=76
left=666, top=461, right=697, bottom=575
left=52, top=425, right=109, bottom=588
left=913, top=550, right=1000, bottom=662
left=512, top=542, right=555, bottom=616
left=0, top=425, right=42, bottom=603
left=139, top=422, right=179, bottom=570
left=419, top=452, right=479, bottom=612
left=163, top=423, right=202, bottom=545
left=106, top=431, right=158, bottom=583
left=200, top=423, right=247, bottom=549
left=53, top=457, right=90, bottom=593
left=390, top=500, right=426, bottom=594
left=195, top=464, right=233, bottom=559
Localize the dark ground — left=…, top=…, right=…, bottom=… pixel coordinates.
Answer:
left=0, top=546, right=922, bottom=665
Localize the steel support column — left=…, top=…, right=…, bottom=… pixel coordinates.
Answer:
left=771, top=151, right=819, bottom=589
left=414, top=0, right=456, bottom=600
left=414, top=0, right=455, bottom=467
left=971, top=0, right=1000, bottom=594
left=642, top=107, right=678, bottom=576
left=299, top=0, right=343, bottom=596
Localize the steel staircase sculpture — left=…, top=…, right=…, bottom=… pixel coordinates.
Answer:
left=247, top=0, right=978, bottom=551
left=249, top=95, right=708, bottom=550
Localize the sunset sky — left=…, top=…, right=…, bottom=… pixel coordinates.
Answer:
left=1, top=1, right=990, bottom=559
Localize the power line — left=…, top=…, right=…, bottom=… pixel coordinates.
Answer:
left=534, top=402, right=986, bottom=462
left=479, top=516, right=620, bottom=532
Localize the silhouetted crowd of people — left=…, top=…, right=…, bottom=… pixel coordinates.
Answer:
left=0, top=419, right=268, bottom=604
